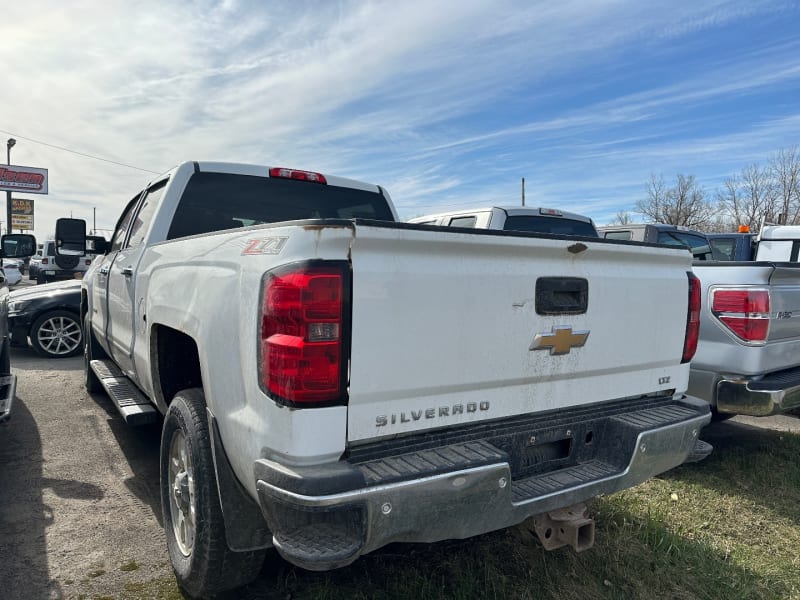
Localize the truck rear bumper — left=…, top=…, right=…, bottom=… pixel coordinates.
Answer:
left=254, top=395, right=710, bottom=571
left=717, top=367, right=800, bottom=416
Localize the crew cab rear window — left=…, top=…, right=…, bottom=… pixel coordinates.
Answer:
left=604, top=230, right=633, bottom=240
left=167, top=172, right=394, bottom=239
left=448, top=216, right=478, bottom=228
left=503, top=216, right=598, bottom=237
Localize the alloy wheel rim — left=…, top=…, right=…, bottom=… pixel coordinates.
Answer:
left=37, top=316, right=82, bottom=355
left=168, top=430, right=196, bottom=557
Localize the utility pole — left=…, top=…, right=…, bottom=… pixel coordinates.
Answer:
left=6, top=138, right=16, bottom=234
left=521, top=177, right=526, bottom=207
left=93, top=206, right=96, bottom=235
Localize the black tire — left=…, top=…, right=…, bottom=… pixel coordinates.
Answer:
left=36, top=274, right=46, bottom=285
left=160, top=388, right=265, bottom=598
left=84, top=313, right=105, bottom=393
left=30, top=310, right=83, bottom=358
left=0, top=337, right=11, bottom=374
left=54, top=254, right=80, bottom=270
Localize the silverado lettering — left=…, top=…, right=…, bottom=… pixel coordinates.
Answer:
left=375, top=401, right=491, bottom=427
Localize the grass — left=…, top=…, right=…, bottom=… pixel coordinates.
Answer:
left=118, top=419, right=800, bottom=600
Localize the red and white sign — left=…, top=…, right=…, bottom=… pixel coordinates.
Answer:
left=0, top=164, right=48, bottom=194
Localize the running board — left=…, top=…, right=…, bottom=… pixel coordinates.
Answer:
left=89, top=359, right=158, bottom=426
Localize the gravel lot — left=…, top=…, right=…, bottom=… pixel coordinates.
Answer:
left=0, top=346, right=171, bottom=599
left=2, top=340, right=799, bottom=599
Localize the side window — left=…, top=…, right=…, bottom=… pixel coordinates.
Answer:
left=657, top=231, right=714, bottom=260
left=127, top=180, right=168, bottom=249
left=448, top=216, right=478, bottom=228
left=604, top=231, right=632, bottom=240
left=110, top=196, right=142, bottom=253
left=708, top=238, right=735, bottom=261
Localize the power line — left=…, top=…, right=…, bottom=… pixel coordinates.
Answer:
left=0, top=128, right=160, bottom=174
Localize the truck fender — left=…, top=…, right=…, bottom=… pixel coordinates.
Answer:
left=207, top=408, right=272, bottom=551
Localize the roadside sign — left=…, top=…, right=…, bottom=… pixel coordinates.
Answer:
left=0, top=164, right=48, bottom=194
left=11, top=213, right=33, bottom=230
left=11, top=197, right=34, bottom=230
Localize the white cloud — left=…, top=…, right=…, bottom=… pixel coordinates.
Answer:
left=0, top=0, right=796, bottom=239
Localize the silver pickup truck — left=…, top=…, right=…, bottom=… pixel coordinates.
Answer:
left=600, top=223, right=800, bottom=416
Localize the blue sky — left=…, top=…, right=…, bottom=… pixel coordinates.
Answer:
left=1, top=0, right=799, bottom=239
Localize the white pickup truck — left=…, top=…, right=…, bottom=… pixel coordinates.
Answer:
left=55, top=163, right=710, bottom=598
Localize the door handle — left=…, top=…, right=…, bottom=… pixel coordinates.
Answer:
left=99, top=267, right=109, bottom=275
left=121, top=266, right=134, bottom=277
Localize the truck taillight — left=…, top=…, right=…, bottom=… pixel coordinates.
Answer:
left=711, top=288, right=770, bottom=343
left=85, top=259, right=91, bottom=266
left=682, top=272, right=701, bottom=363
left=259, top=262, right=349, bottom=406
left=41, top=258, right=48, bottom=265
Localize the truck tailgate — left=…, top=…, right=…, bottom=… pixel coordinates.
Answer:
left=347, top=225, right=692, bottom=443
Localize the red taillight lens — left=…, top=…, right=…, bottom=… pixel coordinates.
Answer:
left=711, top=288, right=770, bottom=343
left=260, top=263, right=347, bottom=405
left=41, top=258, right=48, bottom=264
left=269, top=167, right=327, bottom=184
left=682, top=272, right=701, bottom=363
left=85, top=259, right=91, bottom=266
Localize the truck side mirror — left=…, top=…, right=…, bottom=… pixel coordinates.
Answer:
left=86, top=235, right=110, bottom=255
left=1, top=234, right=37, bottom=258
left=55, top=218, right=87, bottom=256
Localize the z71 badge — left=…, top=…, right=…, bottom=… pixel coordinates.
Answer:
left=241, top=237, right=288, bottom=255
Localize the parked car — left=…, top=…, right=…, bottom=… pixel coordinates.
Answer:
left=28, top=247, right=44, bottom=280
left=1, top=259, right=23, bottom=286
left=8, top=280, right=82, bottom=358
left=35, top=240, right=93, bottom=284
left=0, top=233, right=38, bottom=422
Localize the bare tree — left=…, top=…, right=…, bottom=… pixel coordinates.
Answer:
left=610, top=210, right=634, bottom=225
left=740, top=162, right=778, bottom=225
left=637, top=173, right=713, bottom=228
left=716, top=173, right=762, bottom=230
left=768, top=146, right=800, bottom=224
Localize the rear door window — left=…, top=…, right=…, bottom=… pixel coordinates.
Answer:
left=448, top=216, right=478, bottom=228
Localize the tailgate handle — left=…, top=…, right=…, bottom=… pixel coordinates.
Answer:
left=536, top=277, right=588, bottom=315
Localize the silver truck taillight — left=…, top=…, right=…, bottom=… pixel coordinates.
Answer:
left=682, top=272, right=701, bottom=363
left=711, top=287, right=770, bottom=344
left=259, top=261, right=349, bottom=406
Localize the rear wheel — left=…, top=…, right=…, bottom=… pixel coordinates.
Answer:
left=30, top=310, right=83, bottom=358
left=161, top=388, right=265, bottom=598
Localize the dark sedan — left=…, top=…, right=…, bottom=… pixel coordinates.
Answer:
left=8, top=280, right=82, bottom=358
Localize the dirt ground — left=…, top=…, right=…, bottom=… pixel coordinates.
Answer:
left=2, top=343, right=799, bottom=600
left=0, top=347, right=171, bottom=599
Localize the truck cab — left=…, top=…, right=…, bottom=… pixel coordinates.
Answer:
left=409, top=206, right=599, bottom=236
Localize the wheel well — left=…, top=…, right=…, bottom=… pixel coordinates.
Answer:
left=151, top=325, right=202, bottom=410
left=81, top=290, right=88, bottom=320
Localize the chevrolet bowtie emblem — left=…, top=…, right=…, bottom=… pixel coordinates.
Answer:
left=529, top=326, right=590, bottom=355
